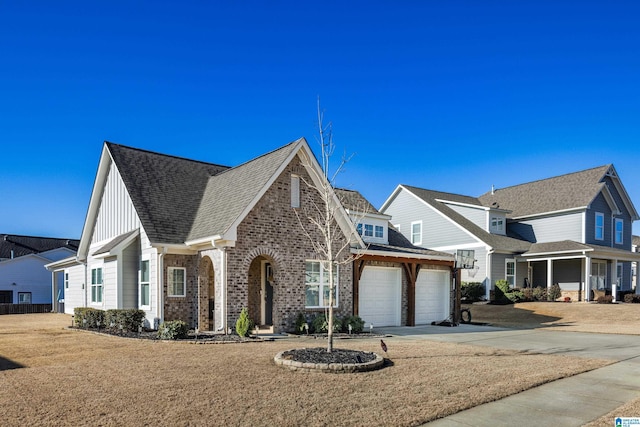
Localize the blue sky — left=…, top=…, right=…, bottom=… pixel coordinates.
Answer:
left=1, top=1, right=639, bottom=238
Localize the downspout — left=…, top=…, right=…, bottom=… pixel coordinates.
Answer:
left=157, top=247, right=166, bottom=329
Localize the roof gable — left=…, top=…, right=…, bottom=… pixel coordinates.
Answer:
left=0, top=234, right=79, bottom=259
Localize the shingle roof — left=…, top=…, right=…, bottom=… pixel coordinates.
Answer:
left=367, top=227, right=453, bottom=259
left=106, top=142, right=230, bottom=244
left=478, top=165, right=611, bottom=218
left=401, top=186, right=532, bottom=252
left=523, top=240, right=640, bottom=260
left=187, top=139, right=303, bottom=241
left=93, top=229, right=138, bottom=255
left=335, top=188, right=379, bottom=214
left=0, top=234, right=79, bottom=259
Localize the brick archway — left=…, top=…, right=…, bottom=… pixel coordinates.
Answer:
left=244, top=247, right=283, bottom=330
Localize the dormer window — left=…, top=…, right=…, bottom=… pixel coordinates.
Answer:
left=364, top=224, right=373, bottom=237
left=490, top=217, right=504, bottom=233
left=375, top=225, right=384, bottom=238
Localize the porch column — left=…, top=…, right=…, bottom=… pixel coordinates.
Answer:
left=402, top=262, right=420, bottom=327
left=51, top=271, right=57, bottom=313
left=546, top=259, right=553, bottom=293
left=352, top=259, right=366, bottom=316
left=584, top=257, right=591, bottom=302
left=612, top=259, right=618, bottom=302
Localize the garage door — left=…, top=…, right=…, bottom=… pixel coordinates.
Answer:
left=415, top=270, right=450, bottom=324
left=358, top=267, right=401, bottom=327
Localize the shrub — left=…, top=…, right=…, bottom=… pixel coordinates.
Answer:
left=157, top=320, right=188, bottom=340
left=624, top=294, right=640, bottom=303
left=521, top=288, right=534, bottom=302
left=235, top=307, right=252, bottom=337
left=74, top=307, right=105, bottom=328
left=104, top=309, right=145, bottom=332
left=532, top=287, right=547, bottom=302
left=597, top=295, right=614, bottom=304
left=311, top=313, right=341, bottom=333
left=493, top=280, right=513, bottom=304
left=294, top=312, right=309, bottom=334
left=341, top=315, right=365, bottom=333
left=461, top=282, right=485, bottom=302
left=548, top=283, right=562, bottom=301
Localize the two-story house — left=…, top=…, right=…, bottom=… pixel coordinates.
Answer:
left=381, top=165, right=640, bottom=302
left=47, top=140, right=455, bottom=332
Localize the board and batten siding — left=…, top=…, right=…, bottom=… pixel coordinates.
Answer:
left=64, top=264, right=86, bottom=314
left=447, top=204, right=486, bottom=230
left=514, top=212, right=583, bottom=244
left=121, top=238, right=140, bottom=309
left=92, top=162, right=141, bottom=244
left=384, top=189, right=475, bottom=248
left=101, top=257, right=118, bottom=310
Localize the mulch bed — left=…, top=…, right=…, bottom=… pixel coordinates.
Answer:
left=280, top=347, right=378, bottom=364
left=70, top=327, right=261, bottom=342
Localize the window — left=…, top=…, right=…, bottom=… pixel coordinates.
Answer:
left=305, top=261, right=338, bottom=308
left=356, top=223, right=363, bottom=235
left=411, top=221, right=422, bottom=245
left=18, top=292, right=31, bottom=304
left=491, top=217, right=504, bottom=233
left=291, top=174, right=300, bottom=208
left=91, top=267, right=103, bottom=304
left=168, top=267, right=186, bottom=297
left=364, top=224, right=373, bottom=237
left=595, top=212, right=604, bottom=240
left=140, top=260, right=150, bottom=307
left=375, top=225, right=384, bottom=238
left=615, top=218, right=624, bottom=244
left=505, top=260, right=515, bottom=287
left=65, top=272, right=69, bottom=289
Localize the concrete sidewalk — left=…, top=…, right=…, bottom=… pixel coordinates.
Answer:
left=375, top=325, right=640, bottom=426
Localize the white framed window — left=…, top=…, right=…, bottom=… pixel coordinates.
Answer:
left=364, top=224, right=374, bottom=237
left=18, top=292, right=31, bottom=304
left=615, top=218, right=624, bottom=244
left=595, top=212, right=604, bottom=240
left=291, top=174, right=300, bottom=208
left=356, top=223, right=363, bottom=235
left=411, top=221, right=422, bottom=245
left=505, top=259, right=515, bottom=287
left=91, top=267, right=103, bottom=304
left=375, top=225, right=384, bottom=238
left=305, top=261, right=338, bottom=308
left=140, top=259, right=150, bottom=308
left=167, top=267, right=186, bottom=297
left=490, top=217, right=504, bottom=233
left=65, top=272, right=69, bottom=289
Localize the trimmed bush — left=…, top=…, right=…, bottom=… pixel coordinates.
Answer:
left=235, top=307, right=252, bottom=337
left=532, top=287, right=547, bottom=302
left=74, top=307, right=105, bottom=328
left=311, top=313, right=341, bottom=333
left=461, top=282, right=485, bottom=302
left=548, top=283, right=562, bottom=301
left=597, top=295, right=614, bottom=304
left=294, top=312, right=309, bottom=334
left=104, top=309, right=145, bottom=332
left=157, top=320, right=188, bottom=340
left=493, top=280, right=513, bottom=304
left=341, top=315, right=365, bottom=333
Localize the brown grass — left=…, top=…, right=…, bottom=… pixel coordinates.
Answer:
left=469, top=301, right=640, bottom=334
left=0, top=313, right=608, bottom=426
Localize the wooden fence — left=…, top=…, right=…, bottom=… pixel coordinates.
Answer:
left=0, top=304, right=52, bottom=315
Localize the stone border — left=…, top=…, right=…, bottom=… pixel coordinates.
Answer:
left=274, top=349, right=385, bottom=373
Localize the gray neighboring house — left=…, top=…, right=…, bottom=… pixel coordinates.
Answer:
left=381, top=165, right=640, bottom=302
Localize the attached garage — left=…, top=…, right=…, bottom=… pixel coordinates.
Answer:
left=415, top=269, right=450, bottom=324
left=358, top=266, right=401, bottom=327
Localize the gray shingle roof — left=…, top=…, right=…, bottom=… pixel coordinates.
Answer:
left=402, top=185, right=532, bottom=253
left=335, top=188, right=379, bottom=214
left=523, top=240, right=640, bottom=260
left=106, top=142, right=230, bottom=245
left=0, top=234, right=79, bottom=259
left=478, top=165, right=611, bottom=218
left=367, top=227, right=454, bottom=259
left=93, top=229, right=138, bottom=255
left=187, top=139, right=303, bottom=241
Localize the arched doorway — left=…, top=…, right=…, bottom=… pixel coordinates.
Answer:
left=248, top=256, right=276, bottom=331
left=198, top=256, right=215, bottom=331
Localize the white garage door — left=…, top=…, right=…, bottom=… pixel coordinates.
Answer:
left=415, top=270, right=450, bottom=324
left=359, top=267, right=401, bottom=327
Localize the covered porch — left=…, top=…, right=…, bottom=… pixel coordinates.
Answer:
left=518, top=241, right=640, bottom=302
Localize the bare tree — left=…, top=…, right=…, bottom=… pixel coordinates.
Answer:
left=295, top=98, right=369, bottom=352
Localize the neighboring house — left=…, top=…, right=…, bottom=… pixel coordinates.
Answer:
left=381, top=165, right=640, bottom=302
left=632, top=235, right=640, bottom=292
left=46, top=140, right=455, bottom=332
left=0, top=234, right=79, bottom=308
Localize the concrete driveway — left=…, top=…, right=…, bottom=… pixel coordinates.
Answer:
left=376, top=324, right=640, bottom=426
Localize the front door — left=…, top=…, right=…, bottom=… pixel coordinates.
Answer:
left=263, top=262, right=273, bottom=325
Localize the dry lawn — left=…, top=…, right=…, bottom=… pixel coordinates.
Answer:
left=0, top=313, right=608, bottom=426
left=469, top=301, right=640, bottom=335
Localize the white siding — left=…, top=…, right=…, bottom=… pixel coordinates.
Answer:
left=0, top=256, right=55, bottom=304
left=447, top=204, right=486, bottom=230
left=102, top=258, right=118, bottom=310
left=121, top=239, right=139, bottom=309
left=64, top=264, right=86, bottom=314
left=92, top=162, right=141, bottom=244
